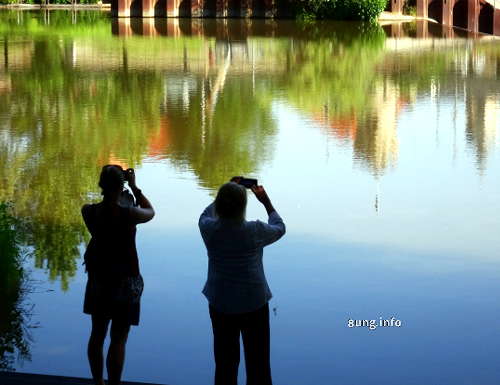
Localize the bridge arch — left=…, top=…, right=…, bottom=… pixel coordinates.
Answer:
left=179, top=0, right=191, bottom=16
left=203, top=0, right=216, bottom=16
left=154, top=0, right=167, bottom=17
left=428, top=0, right=443, bottom=23
left=478, top=2, right=494, bottom=34
left=252, top=0, right=266, bottom=17
left=453, top=0, right=468, bottom=29
left=130, top=0, right=142, bottom=16
left=227, top=0, right=242, bottom=17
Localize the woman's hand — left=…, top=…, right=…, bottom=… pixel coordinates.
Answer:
left=125, top=168, right=137, bottom=188
left=251, top=185, right=271, bottom=205
left=251, top=185, right=276, bottom=215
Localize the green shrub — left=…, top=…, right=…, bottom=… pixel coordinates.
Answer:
left=403, top=0, right=416, bottom=15
left=295, top=0, right=388, bottom=21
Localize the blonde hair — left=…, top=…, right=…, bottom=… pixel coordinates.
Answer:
left=215, top=182, right=247, bottom=221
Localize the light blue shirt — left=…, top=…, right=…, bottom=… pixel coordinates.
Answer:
left=199, top=203, right=286, bottom=314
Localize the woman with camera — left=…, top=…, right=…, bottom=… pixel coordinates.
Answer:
left=199, top=178, right=286, bottom=385
left=81, top=165, right=154, bottom=385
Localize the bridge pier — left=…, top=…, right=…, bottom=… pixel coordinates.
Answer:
left=116, top=0, right=132, bottom=17
left=466, top=0, right=479, bottom=32
left=142, top=18, right=157, bottom=34
left=239, top=0, right=250, bottom=17
left=416, top=19, right=429, bottom=36
left=442, top=0, right=452, bottom=26
left=495, top=8, right=500, bottom=34
left=263, top=0, right=276, bottom=17
left=387, top=0, right=404, bottom=14
left=384, top=22, right=404, bottom=37
left=417, top=0, right=428, bottom=18
left=167, top=0, right=180, bottom=16
left=191, top=0, right=202, bottom=16
left=216, top=0, right=227, bottom=17
left=417, top=0, right=499, bottom=34
left=142, top=0, right=154, bottom=17
left=111, top=17, right=132, bottom=34
left=442, top=24, right=456, bottom=36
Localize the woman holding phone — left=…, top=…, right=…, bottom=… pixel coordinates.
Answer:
left=199, top=177, right=286, bottom=385
left=82, top=165, right=154, bottom=385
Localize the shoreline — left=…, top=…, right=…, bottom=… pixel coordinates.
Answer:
left=0, top=3, right=110, bottom=9
left=0, top=371, right=166, bottom=385
left=378, top=11, right=424, bottom=21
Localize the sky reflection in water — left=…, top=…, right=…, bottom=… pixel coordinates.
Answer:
left=0, top=10, right=499, bottom=385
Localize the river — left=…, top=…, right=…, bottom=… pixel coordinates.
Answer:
left=0, top=9, right=499, bottom=385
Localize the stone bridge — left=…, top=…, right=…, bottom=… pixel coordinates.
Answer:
left=387, top=0, right=500, bottom=34
left=112, top=0, right=500, bottom=36
left=111, top=0, right=279, bottom=18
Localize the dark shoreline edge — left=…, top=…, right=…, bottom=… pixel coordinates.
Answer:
left=0, top=371, right=166, bottom=385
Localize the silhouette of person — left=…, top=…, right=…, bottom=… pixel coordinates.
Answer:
left=82, top=165, right=154, bottom=385
left=199, top=178, right=286, bottom=385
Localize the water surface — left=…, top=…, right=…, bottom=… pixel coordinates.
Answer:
left=0, top=10, right=500, bottom=385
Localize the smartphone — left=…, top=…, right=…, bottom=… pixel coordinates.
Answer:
left=239, top=178, right=258, bottom=188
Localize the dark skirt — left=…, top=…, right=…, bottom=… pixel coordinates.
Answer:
left=83, top=273, right=143, bottom=326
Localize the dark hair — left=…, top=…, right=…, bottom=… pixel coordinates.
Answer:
left=99, top=165, right=124, bottom=196
left=215, top=182, right=247, bottom=221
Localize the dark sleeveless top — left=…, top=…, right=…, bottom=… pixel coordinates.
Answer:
left=83, top=203, right=140, bottom=280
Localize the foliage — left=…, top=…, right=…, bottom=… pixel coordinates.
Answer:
left=403, top=0, right=416, bottom=15
left=164, top=74, right=278, bottom=191
left=403, top=4, right=416, bottom=16
left=280, top=22, right=386, bottom=119
left=0, top=11, right=166, bottom=288
left=273, top=22, right=393, bottom=175
left=294, top=0, right=388, bottom=21
left=0, top=203, right=32, bottom=371
left=0, top=10, right=108, bottom=33
left=3, top=10, right=496, bottom=290
left=0, top=54, right=164, bottom=288
left=0, top=11, right=278, bottom=289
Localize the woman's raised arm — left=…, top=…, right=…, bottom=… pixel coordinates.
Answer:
left=126, top=169, right=155, bottom=224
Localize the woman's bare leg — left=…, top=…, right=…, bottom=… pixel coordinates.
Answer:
left=107, top=320, right=131, bottom=385
left=88, top=315, right=110, bottom=385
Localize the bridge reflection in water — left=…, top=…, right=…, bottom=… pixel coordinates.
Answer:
left=111, top=17, right=499, bottom=39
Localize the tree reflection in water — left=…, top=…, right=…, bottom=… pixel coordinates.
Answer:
left=0, top=203, right=34, bottom=371
left=0, top=11, right=498, bottom=295
left=0, top=12, right=281, bottom=292
left=0, top=33, right=165, bottom=289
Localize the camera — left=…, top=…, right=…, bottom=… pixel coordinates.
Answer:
left=122, top=168, right=134, bottom=182
left=239, top=178, right=258, bottom=189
